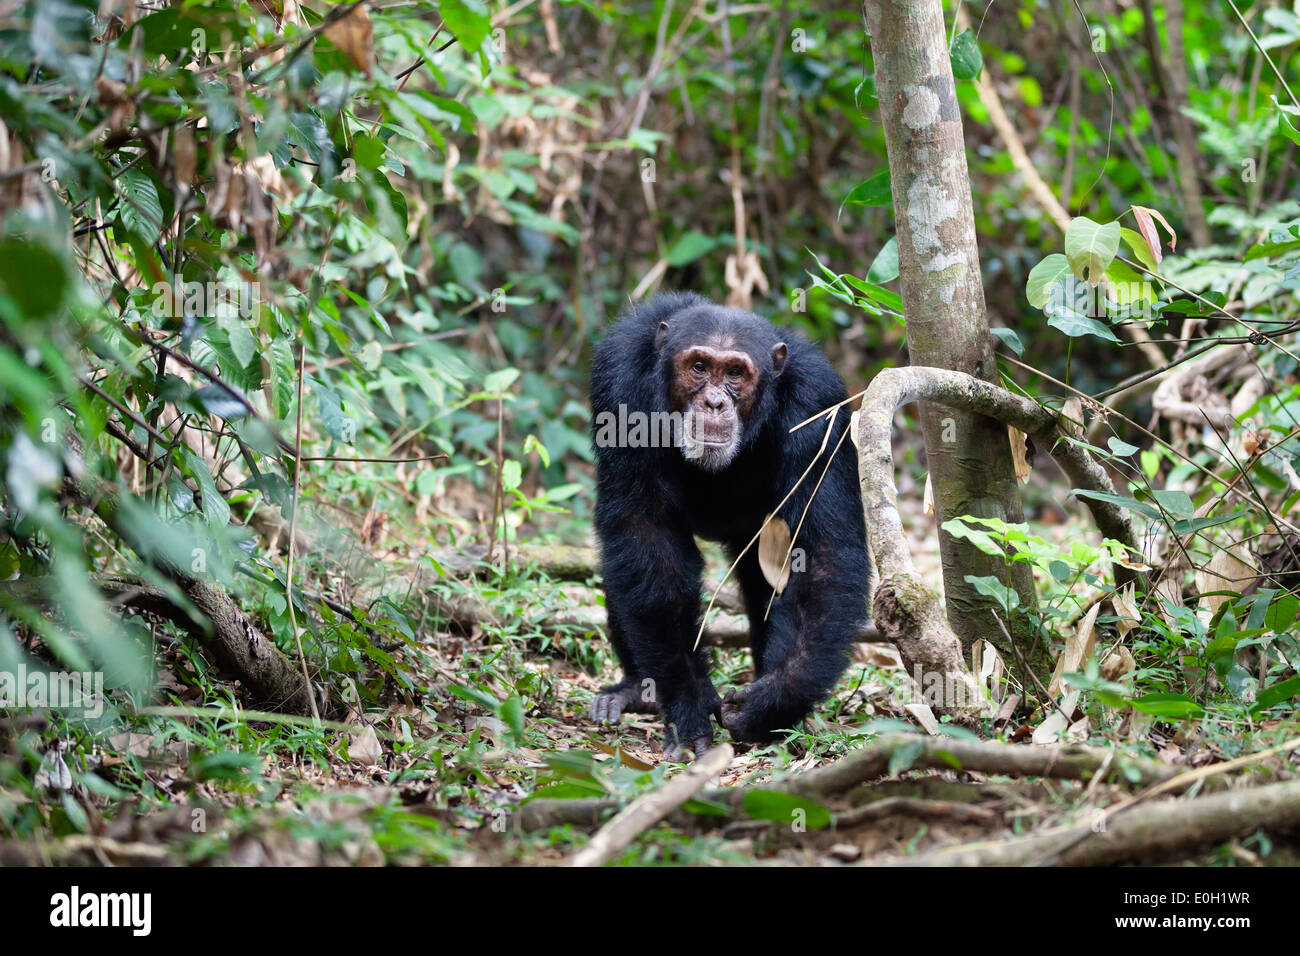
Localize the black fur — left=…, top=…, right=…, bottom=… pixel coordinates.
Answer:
left=590, top=292, right=871, bottom=754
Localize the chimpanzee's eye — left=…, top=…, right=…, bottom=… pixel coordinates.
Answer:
left=693, top=361, right=707, bottom=373
left=728, top=365, right=743, bottom=378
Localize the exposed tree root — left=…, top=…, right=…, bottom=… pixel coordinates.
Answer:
left=515, top=734, right=1198, bottom=832
left=426, top=585, right=880, bottom=649
left=855, top=366, right=1143, bottom=715
left=898, top=779, right=1300, bottom=866
left=567, top=744, right=733, bottom=866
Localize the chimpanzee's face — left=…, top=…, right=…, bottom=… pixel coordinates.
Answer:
left=656, top=311, right=788, bottom=472
left=669, top=344, right=758, bottom=470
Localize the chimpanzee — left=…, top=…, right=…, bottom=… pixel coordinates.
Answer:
left=589, top=292, right=871, bottom=759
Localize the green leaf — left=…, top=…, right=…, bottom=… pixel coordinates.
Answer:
left=866, top=237, right=899, bottom=283
left=666, top=230, right=716, bottom=266
left=1026, top=254, right=1071, bottom=308
left=117, top=168, right=164, bottom=245
left=990, top=327, right=1024, bottom=355
left=440, top=0, right=491, bottom=55
left=501, top=459, right=521, bottom=493
left=1128, top=693, right=1203, bottom=719
left=742, top=789, right=832, bottom=829
left=311, top=381, right=357, bottom=443
left=964, top=574, right=1020, bottom=612
left=1120, top=227, right=1159, bottom=273
left=1069, top=488, right=1162, bottom=520
left=1266, top=594, right=1299, bottom=633
left=182, top=448, right=230, bottom=529
left=1252, top=675, right=1300, bottom=714
left=483, top=367, right=520, bottom=395
left=950, top=29, right=983, bottom=80
left=844, top=170, right=892, bottom=207
left=1047, top=309, right=1121, bottom=343
left=1064, top=217, right=1121, bottom=284
left=0, top=237, right=69, bottom=317
left=1150, top=489, right=1194, bottom=519
left=1171, top=512, right=1246, bottom=535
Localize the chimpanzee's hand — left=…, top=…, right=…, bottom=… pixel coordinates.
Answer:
left=719, top=684, right=769, bottom=743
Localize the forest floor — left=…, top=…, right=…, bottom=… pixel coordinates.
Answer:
left=8, top=466, right=1300, bottom=868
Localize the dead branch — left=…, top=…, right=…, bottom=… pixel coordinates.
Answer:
left=567, top=744, right=733, bottom=866
left=898, top=779, right=1300, bottom=866
left=48, top=468, right=327, bottom=718
left=515, top=734, right=1192, bottom=832
left=778, top=733, right=1186, bottom=801
left=1, top=572, right=326, bottom=719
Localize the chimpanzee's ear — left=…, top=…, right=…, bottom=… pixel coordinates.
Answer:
left=771, top=342, right=788, bottom=376
left=655, top=321, right=670, bottom=352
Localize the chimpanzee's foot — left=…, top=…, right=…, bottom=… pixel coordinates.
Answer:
left=662, top=730, right=714, bottom=763
left=590, top=680, right=659, bottom=724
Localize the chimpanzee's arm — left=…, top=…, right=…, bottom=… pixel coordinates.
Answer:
left=722, top=398, right=871, bottom=741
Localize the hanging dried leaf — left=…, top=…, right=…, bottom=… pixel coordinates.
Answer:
left=324, top=3, right=375, bottom=77
left=904, top=702, right=940, bottom=735
left=1196, top=544, right=1256, bottom=617
left=922, top=472, right=934, bottom=516
left=1112, top=580, right=1139, bottom=637
left=1060, top=395, right=1085, bottom=437
left=757, top=513, right=792, bottom=595
left=1048, top=601, right=1100, bottom=697
left=1132, top=205, right=1177, bottom=264
left=172, top=125, right=196, bottom=189
left=1008, top=426, right=1031, bottom=482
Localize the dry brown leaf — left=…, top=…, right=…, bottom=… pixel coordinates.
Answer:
left=1132, top=204, right=1177, bottom=262
left=348, top=722, right=383, bottom=765
left=1100, top=645, right=1136, bottom=681
left=903, top=701, right=940, bottom=735
left=1113, top=580, right=1139, bottom=637
left=972, top=638, right=1005, bottom=708
left=172, top=126, right=196, bottom=188
left=852, top=642, right=902, bottom=669
left=757, top=513, right=792, bottom=595
left=1048, top=601, right=1100, bottom=697
left=1060, top=396, right=1084, bottom=438
left=1032, top=691, right=1080, bottom=744
left=1007, top=426, right=1031, bottom=482
left=325, top=4, right=375, bottom=77
left=1196, top=544, right=1256, bottom=617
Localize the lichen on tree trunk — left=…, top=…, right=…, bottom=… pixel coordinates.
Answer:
left=864, top=0, right=1040, bottom=676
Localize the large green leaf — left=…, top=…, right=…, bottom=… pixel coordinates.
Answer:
left=1064, top=217, right=1120, bottom=284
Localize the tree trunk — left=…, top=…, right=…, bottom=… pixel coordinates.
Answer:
left=864, top=0, right=1042, bottom=676
left=1140, top=0, right=1211, bottom=247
